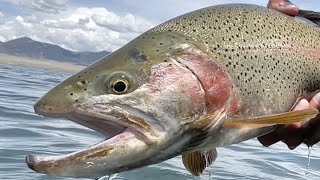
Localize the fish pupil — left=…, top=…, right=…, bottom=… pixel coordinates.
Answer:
left=113, top=81, right=126, bottom=93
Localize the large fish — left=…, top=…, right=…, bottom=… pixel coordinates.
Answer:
left=26, top=4, right=320, bottom=178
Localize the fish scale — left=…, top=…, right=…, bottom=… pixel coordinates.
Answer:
left=148, top=4, right=320, bottom=117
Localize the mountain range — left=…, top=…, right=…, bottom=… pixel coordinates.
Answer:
left=0, top=37, right=110, bottom=66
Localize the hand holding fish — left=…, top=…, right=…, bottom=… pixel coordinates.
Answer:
left=258, top=94, right=320, bottom=149
left=258, top=0, right=320, bottom=150
left=267, top=0, right=299, bottom=16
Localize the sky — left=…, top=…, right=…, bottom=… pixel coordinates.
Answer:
left=0, top=0, right=318, bottom=52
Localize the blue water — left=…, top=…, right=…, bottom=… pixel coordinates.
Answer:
left=1, top=64, right=319, bottom=180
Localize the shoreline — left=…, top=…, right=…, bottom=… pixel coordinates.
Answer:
left=0, top=53, right=86, bottom=73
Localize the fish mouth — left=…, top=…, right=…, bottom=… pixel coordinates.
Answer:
left=26, top=104, right=158, bottom=177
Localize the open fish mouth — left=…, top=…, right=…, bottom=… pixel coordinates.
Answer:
left=26, top=104, right=155, bottom=177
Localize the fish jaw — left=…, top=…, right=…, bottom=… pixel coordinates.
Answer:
left=28, top=102, right=173, bottom=178
left=26, top=127, right=190, bottom=178
left=30, top=100, right=144, bottom=176
left=26, top=128, right=148, bottom=177
left=28, top=53, right=208, bottom=177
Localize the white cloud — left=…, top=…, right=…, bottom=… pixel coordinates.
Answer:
left=92, top=12, right=152, bottom=33
left=2, top=0, right=317, bottom=53
left=4, top=0, right=68, bottom=14
left=0, top=7, right=154, bottom=52
left=0, top=11, right=3, bottom=17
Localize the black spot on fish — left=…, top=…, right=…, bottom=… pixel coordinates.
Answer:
left=128, top=48, right=149, bottom=62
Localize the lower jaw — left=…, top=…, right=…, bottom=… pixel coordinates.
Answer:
left=28, top=107, right=159, bottom=177
left=26, top=128, right=138, bottom=176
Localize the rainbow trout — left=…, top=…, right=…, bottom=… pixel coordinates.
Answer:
left=26, top=4, right=319, bottom=178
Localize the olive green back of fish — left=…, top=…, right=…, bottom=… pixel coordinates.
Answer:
left=146, top=4, right=320, bottom=117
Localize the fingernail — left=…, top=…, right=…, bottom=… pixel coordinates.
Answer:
left=288, top=145, right=296, bottom=150
left=263, top=144, right=270, bottom=147
left=313, top=93, right=320, bottom=105
left=310, top=93, right=320, bottom=109
left=295, top=99, right=309, bottom=110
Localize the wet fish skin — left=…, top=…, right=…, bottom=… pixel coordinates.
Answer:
left=150, top=4, right=320, bottom=117
left=147, top=3, right=320, bottom=147
left=27, top=4, right=320, bottom=177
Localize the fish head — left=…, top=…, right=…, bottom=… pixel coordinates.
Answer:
left=28, top=32, right=211, bottom=178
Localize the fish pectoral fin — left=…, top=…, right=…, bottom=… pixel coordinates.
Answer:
left=185, top=108, right=227, bottom=150
left=182, top=148, right=217, bottom=176
left=223, top=109, right=318, bottom=128
left=193, top=107, right=226, bottom=129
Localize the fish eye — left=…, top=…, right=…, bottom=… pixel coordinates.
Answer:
left=104, top=72, right=133, bottom=95
left=110, top=79, right=129, bottom=94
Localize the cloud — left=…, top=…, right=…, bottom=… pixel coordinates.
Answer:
left=0, top=7, right=154, bottom=52
left=0, top=11, right=3, bottom=17
left=4, top=0, right=68, bottom=14
left=92, top=12, right=152, bottom=33
left=2, top=0, right=318, bottom=53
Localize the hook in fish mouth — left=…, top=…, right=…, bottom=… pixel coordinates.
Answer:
left=26, top=103, right=162, bottom=177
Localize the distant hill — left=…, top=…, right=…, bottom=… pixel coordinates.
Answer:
left=0, top=37, right=110, bottom=66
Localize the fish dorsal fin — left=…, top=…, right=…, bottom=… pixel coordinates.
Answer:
left=182, top=148, right=217, bottom=176
left=223, top=109, right=318, bottom=128
left=298, top=9, right=320, bottom=27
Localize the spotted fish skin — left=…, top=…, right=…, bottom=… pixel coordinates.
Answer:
left=144, top=4, right=320, bottom=117
left=27, top=4, right=320, bottom=177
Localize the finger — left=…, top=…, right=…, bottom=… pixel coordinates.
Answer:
left=285, top=99, right=308, bottom=128
left=258, top=124, right=301, bottom=147
left=304, top=127, right=320, bottom=146
left=267, top=0, right=299, bottom=16
left=280, top=99, right=309, bottom=149
left=258, top=99, right=309, bottom=147
left=303, top=109, right=320, bottom=146
left=292, top=98, right=309, bottom=111
left=301, top=94, right=320, bottom=146
left=309, top=92, right=320, bottom=109
left=258, top=126, right=284, bottom=147
left=282, top=133, right=304, bottom=150
left=280, top=123, right=303, bottom=149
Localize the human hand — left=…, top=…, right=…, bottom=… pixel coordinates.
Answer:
left=258, top=93, right=320, bottom=149
left=267, top=0, right=299, bottom=16
left=260, top=0, right=320, bottom=150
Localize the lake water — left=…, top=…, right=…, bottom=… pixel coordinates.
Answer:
left=1, top=64, right=320, bottom=180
